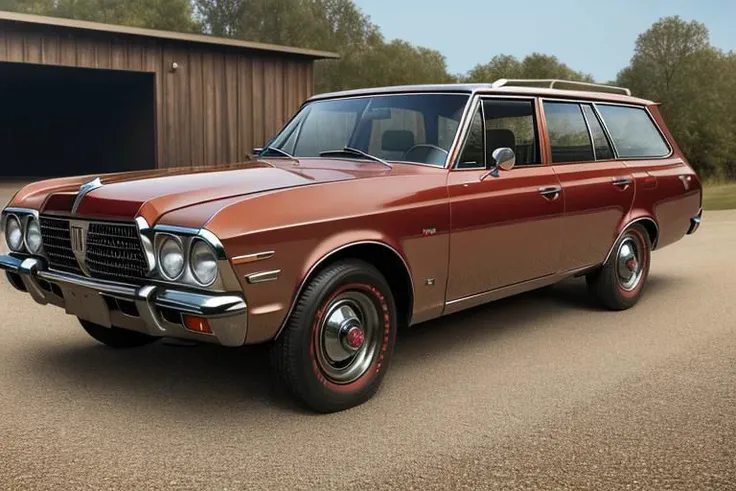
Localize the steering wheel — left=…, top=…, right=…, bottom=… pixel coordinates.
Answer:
left=402, top=144, right=449, bottom=166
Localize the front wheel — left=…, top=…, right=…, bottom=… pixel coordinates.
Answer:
left=586, top=224, right=652, bottom=310
left=79, top=319, right=159, bottom=349
left=272, top=260, right=397, bottom=413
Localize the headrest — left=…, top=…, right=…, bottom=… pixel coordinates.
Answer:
left=486, top=129, right=516, bottom=152
left=381, top=130, right=415, bottom=152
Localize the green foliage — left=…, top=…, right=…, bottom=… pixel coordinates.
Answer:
left=465, top=53, right=594, bottom=83
left=0, top=0, right=198, bottom=32
left=617, top=16, right=736, bottom=178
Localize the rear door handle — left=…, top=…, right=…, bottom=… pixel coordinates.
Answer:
left=538, top=185, right=562, bottom=200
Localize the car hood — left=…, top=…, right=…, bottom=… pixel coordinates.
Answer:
left=11, top=159, right=390, bottom=224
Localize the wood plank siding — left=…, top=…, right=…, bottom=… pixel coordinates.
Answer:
left=0, top=15, right=334, bottom=169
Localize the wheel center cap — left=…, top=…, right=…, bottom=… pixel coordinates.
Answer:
left=626, top=258, right=639, bottom=272
left=344, top=325, right=365, bottom=350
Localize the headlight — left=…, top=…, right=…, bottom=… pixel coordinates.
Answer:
left=158, top=236, right=185, bottom=280
left=5, top=216, right=23, bottom=252
left=25, top=218, right=43, bottom=254
left=190, top=240, right=218, bottom=286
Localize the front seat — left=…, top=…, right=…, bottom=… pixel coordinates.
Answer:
left=486, top=129, right=516, bottom=160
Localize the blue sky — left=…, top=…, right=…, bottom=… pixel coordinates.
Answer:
left=353, top=0, right=736, bottom=82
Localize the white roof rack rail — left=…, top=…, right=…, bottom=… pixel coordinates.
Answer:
left=491, top=78, right=631, bottom=96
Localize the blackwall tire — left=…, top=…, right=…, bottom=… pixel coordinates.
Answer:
left=272, top=259, right=397, bottom=413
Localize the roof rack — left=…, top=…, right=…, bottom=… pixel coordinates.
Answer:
left=491, top=79, right=632, bottom=96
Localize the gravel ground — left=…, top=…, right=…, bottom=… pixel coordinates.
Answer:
left=0, top=181, right=734, bottom=490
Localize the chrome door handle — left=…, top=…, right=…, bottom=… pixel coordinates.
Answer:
left=612, top=177, right=633, bottom=187
left=538, top=186, right=562, bottom=200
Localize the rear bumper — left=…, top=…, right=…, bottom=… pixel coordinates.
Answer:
left=687, top=209, right=703, bottom=235
left=1, top=255, right=248, bottom=346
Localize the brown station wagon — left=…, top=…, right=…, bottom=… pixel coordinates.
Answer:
left=1, top=79, right=702, bottom=412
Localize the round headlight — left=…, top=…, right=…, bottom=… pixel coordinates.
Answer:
left=158, top=236, right=185, bottom=280
left=190, top=240, right=218, bottom=286
left=26, top=218, right=43, bottom=254
left=5, top=216, right=23, bottom=252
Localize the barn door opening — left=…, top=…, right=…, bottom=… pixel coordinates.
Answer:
left=0, top=62, right=156, bottom=178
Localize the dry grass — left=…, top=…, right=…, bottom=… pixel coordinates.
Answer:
left=703, top=182, right=736, bottom=211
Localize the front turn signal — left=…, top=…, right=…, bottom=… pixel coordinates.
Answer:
left=182, top=315, right=212, bottom=334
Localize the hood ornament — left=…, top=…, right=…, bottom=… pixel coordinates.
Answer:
left=71, top=177, right=103, bottom=214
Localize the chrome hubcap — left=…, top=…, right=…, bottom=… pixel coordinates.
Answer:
left=616, top=237, right=644, bottom=291
left=317, top=292, right=380, bottom=384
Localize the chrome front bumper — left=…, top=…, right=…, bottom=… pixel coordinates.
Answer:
left=0, top=255, right=248, bottom=347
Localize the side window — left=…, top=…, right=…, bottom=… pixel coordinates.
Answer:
left=457, top=106, right=485, bottom=169
left=483, top=99, right=540, bottom=166
left=368, top=108, right=426, bottom=160
left=596, top=104, right=670, bottom=158
left=581, top=105, right=614, bottom=160
left=543, top=102, right=594, bottom=163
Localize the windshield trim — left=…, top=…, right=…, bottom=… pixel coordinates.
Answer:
left=268, top=92, right=474, bottom=169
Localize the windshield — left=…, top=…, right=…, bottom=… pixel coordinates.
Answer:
left=266, top=93, right=470, bottom=167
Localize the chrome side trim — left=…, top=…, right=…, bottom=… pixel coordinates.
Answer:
left=246, top=270, right=281, bottom=284
left=232, top=251, right=275, bottom=265
left=274, top=241, right=415, bottom=340
left=603, top=217, right=660, bottom=265
left=71, top=177, right=102, bottom=215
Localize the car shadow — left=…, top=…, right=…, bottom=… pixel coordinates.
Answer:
left=27, top=275, right=679, bottom=415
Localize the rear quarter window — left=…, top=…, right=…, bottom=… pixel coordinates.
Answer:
left=596, top=105, right=671, bottom=158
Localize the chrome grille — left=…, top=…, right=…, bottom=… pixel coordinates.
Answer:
left=39, top=217, right=148, bottom=282
left=39, top=217, right=83, bottom=275
left=86, top=222, right=149, bottom=282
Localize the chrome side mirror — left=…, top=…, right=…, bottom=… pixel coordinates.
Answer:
left=492, top=147, right=516, bottom=171
left=481, top=147, right=516, bottom=180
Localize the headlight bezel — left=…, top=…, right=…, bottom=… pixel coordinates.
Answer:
left=156, top=233, right=186, bottom=281
left=189, top=239, right=218, bottom=287
left=4, top=214, right=24, bottom=252
left=25, top=216, right=43, bottom=254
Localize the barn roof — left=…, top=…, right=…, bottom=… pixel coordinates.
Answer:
left=0, top=10, right=340, bottom=60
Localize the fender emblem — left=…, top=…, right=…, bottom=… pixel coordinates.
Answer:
left=422, top=228, right=437, bottom=237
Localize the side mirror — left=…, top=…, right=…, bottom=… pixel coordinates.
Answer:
left=481, top=147, right=516, bottom=180
left=253, top=147, right=263, bottom=156
left=492, top=147, right=516, bottom=171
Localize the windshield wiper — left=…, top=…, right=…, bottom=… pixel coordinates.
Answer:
left=260, top=146, right=296, bottom=160
left=319, top=147, right=392, bottom=169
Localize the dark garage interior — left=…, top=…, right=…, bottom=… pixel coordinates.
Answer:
left=0, top=62, right=156, bottom=178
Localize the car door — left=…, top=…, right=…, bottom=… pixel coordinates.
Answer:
left=446, top=97, right=565, bottom=309
left=542, top=101, right=635, bottom=272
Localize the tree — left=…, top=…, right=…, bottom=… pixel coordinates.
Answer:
left=465, top=53, right=593, bottom=83
left=617, top=16, right=735, bottom=178
left=0, top=0, right=199, bottom=32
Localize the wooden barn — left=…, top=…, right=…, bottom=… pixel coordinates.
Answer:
left=0, top=10, right=338, bottom=178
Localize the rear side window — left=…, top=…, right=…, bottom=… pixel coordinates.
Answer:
left=581, top=105, right=614, bottom=160
left=596, top=105, right=670, bottom=158
left=543, top=102, right=594, bottom=163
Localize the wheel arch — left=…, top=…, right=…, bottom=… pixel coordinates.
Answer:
left=604, top=216, right=660, bottom=264
left=275, top=240, right=415, bottom=340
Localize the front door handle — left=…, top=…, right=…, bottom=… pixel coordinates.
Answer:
left=612, top=176, right=633, bottom=188
left=538, top=185, right=562, bottom=200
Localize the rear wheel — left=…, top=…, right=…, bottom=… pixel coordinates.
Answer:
left=272, top=260, right=397, bottom=413
left=587, top=224, right=651, bottom=310
left=79, top=319, right=159, bottom=349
